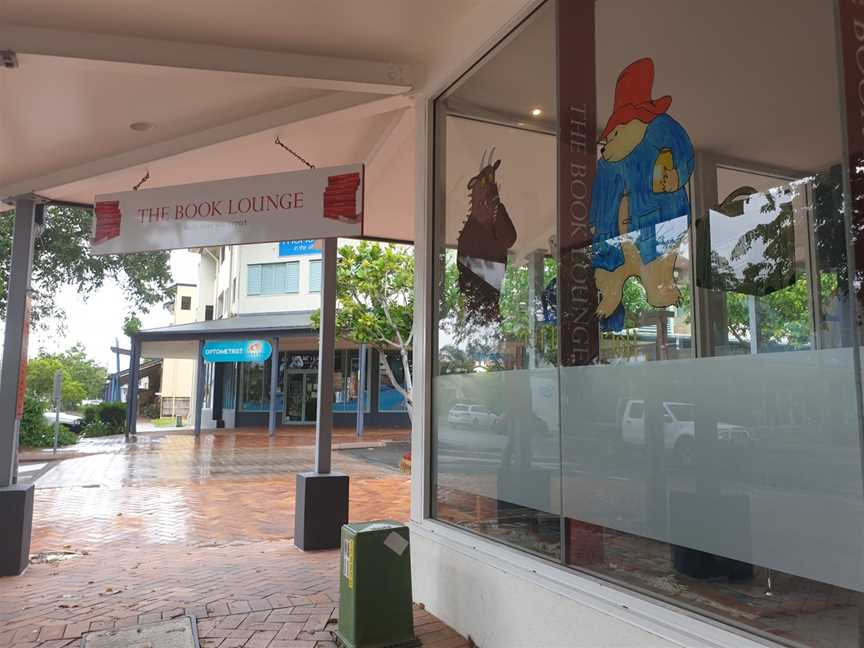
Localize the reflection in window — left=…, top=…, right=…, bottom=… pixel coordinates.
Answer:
left=433, top=1, right=561, bottom=560
left=431, top=1, right=864, bottom=646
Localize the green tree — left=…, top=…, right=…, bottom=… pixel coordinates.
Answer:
left=312, top=242, right=416, bottom=421
left=0, top=205, right=173, bottom=325
left=26, top=344, right=107, bottom=410
left=123, top=314, right=143, bottom=338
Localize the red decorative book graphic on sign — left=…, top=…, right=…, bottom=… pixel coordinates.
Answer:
left=323, top=172, right=361, bottom=223
left=93, top=201, right=122, bottom=243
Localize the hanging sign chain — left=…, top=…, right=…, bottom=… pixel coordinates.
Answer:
left=133, top=170, right=150, bottom=191
left=274, top=136, right=316, bottom=169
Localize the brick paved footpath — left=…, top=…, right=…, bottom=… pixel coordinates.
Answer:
left=0, top=430, right=470, bottom=648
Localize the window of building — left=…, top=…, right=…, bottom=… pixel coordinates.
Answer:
left=431, top=2, right=860, bottom=646
left=332, top=349, right=370, bottom=413
left=204, top=305, right=214, bottom=321
left=247, top=262, right=300, bottom=296
left=309, top=259, right=322, bottom=293
left=239, top=360, right=271, bottom=411
left=180, top=295, right=191, bottom=310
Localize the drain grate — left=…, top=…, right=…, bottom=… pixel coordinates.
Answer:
left=81, top=615, right=198, bottom=648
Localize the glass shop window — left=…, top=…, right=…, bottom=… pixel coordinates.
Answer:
left=431, top=1, right=864, bottom=646
left=432, top=0, right=561, bottom=560
left=239, top=360, right=270, bottom=411
left=379, top=351, right=411, bottom=412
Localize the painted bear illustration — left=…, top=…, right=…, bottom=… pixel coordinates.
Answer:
left=590, top=58, right=695, bottom=331
left=457, top=151, right=517, bottom=326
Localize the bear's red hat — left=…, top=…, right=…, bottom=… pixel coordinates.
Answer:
left=600, top=58, right=672, bottom=141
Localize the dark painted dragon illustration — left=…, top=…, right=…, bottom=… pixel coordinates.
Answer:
left=457, top=150, right=517, bottom=326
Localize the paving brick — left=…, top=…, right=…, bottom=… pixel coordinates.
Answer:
left=0, top=429, right=468, bottom=648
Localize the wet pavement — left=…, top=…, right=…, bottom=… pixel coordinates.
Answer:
left=0, top=428, right=469, bottom=648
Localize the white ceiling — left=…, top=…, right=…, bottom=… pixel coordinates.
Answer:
left=0, top=55, right=333, bottom=189
left=0, top=0, right=479, bottom=64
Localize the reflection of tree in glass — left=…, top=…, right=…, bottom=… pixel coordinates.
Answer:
left=721, top=186, right=797, bottom=296
left=711, top=171, right=851, bottom=349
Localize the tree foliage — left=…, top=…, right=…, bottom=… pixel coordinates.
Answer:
left=0, top=206, right=173, bottom=325
left=26, top=344, right=107, bottom=410
left=312, top=242, right=416, bottom=419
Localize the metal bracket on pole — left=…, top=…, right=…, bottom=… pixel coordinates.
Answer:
left=315, top=238, right=337, bottom=474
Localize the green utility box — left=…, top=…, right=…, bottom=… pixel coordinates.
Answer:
left=336, top=521, right=420, bottom=648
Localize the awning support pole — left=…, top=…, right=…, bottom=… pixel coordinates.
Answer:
left=194, top=339, right=205, bottom=436
left=294, top=237, right=347, bottom=551
left=0, top=199, right=38, bottom=488
left=268, top=337, right=280, bottom=436
left=315, top=238, right=337, bottom=474
left=125, top=338, right=141, bottom=442
left=356, top=344, right=366, bottom=439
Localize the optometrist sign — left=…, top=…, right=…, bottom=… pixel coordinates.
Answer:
left=202, top=340, right=272, bottom=363
left=91, top=164, right=364, bottom=255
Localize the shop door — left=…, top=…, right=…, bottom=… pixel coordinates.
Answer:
left=284, top=373, right=305, bottom=422
left=283, top=372, right=319, bottom=423
left=304, top=373, right=318, bottom=422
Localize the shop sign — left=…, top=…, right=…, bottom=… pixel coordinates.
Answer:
left=92, top=165, right=364, bottom=255
left=556, top=0, right=599, bottom=366
left=278, top=240, right=319, bottom=256
left=202, top=340, right=272, bottom=363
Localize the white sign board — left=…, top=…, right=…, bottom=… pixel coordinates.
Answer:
left=92, top=164, right=364, bottom=255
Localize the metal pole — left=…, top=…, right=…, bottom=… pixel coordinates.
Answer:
left=526, top=250, right=545, bottom=369
left=126, top=339, right=141, bottom=441
left=748, top=296, right=759, bottom=355
left=194, top=339, right=206, bottom=436
left=355, top=344, right=366, bottom=439
left=268, top=337, right=279, bottom=436
left=114, top=336, right=121, bottom=401
left=52, top=369, right=62, bottom=453
left=0, top=199, right=38, bottom=488
left=315, top=238, right=337, bottom=474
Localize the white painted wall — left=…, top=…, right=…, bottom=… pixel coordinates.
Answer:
left=410, top=523, right=769, bottom=648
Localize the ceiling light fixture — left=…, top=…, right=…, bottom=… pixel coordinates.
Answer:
left=129, top=121, right=154, bottom=132
left=531, top=108, right=542, bottom=117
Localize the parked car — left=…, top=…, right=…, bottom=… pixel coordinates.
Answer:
left=447, top=403, right=501, bottom=429
left=620, top=400, right=751, bottom=464
left=43, top=411, right=84, bottom=434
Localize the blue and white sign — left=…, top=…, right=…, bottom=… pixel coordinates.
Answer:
left=202, top=340, right=272, bottom=363
left=278, top=239, right=319, bottom=257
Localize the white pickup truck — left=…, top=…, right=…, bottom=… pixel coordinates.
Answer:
left=620, top=400, right=751, bottom=463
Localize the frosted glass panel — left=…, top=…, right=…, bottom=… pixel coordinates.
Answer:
left=561, top=348, right=864, bottom=590
left=434, top=368, right=560, bottom=515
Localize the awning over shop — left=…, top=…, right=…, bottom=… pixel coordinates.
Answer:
left=135, top=311, right=315, bottom=359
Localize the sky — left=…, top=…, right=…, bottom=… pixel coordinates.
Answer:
left=25, top=250, right=199, bottom=373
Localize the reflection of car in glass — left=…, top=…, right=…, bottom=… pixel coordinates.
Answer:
left=43, top=411, right=84, bottom=433
left=447, top=403, right=501, bottom=429
left=621, top=400, right=751, bottom=463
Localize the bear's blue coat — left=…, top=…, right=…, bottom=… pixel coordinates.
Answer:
left=589, top=113, right=694, bottom=330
